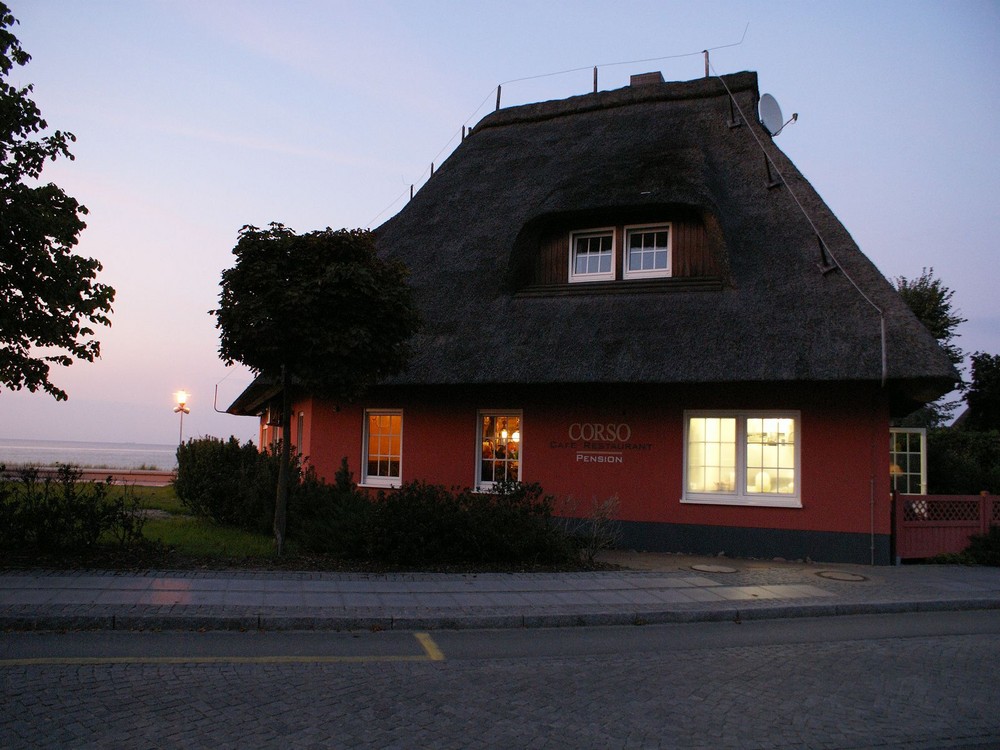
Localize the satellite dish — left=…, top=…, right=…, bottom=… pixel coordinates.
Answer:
left=759, top=93, right=784, bottom=136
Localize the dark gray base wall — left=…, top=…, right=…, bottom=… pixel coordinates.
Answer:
left=619, top=521, right=892, bottom=566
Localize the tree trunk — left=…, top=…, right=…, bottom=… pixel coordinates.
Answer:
left=274, top=364, right=291, bottom=556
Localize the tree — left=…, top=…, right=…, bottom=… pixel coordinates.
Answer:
left=964, top=351, right=1000, bottom=432
left=894, top=267, right=966, bottom=427
left=213, top=224, right=420, bottom=553
left=0, top=3, right=114, bottom=400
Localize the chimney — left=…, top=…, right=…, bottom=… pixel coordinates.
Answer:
left=630, top=71, right=665, bottom=87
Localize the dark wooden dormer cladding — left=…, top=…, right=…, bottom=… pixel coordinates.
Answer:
left=507, top=205, right=727, bottom=296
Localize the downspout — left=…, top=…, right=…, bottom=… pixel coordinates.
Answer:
left=870, top=476, right=876, bottom=566
left=869, top=382, right=884, bottom=566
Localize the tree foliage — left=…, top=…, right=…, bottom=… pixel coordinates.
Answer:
left=964, top=351, right=1000, bottom=432
left=0, top=3, right=115, bottom=400
left=214, top=224, right=420, bottom=399
left=894, top=267, right=965, bottom=427
left=213, top=223, right=420, bottom=553
left=894, top=267, right=965, bottom=367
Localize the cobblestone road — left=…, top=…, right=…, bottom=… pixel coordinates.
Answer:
left=3, top=631, right=998, bottom=749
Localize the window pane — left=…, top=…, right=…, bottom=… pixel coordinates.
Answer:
left=365, top=411, right=402, bottom=481
left=572, top=233, right=613, bottom=278
left=687, top=417, right=736, bottom=493
left=745, top=417, right=795, bottom=494
left=625, top=227, right=669, bottom=275
left=479, top=413, right=521, bottom=485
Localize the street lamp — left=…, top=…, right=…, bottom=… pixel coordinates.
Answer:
left=173, top=390, right=191, bottom=445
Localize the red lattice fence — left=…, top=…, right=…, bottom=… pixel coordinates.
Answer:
left=893, top=492, right=1000, bottom=561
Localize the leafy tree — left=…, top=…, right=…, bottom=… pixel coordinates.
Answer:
left=894, top=267, right=965, bottom=427
left=213, top=224, right=420, bottom=553
left=0, top=3, right=114, bottom=400
left=894, top=267, right=965, bottom=367
left=964, top=351, right=1000, bottom=432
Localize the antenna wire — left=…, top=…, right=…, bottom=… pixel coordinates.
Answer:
left=711, top=65, right=888, bottom=387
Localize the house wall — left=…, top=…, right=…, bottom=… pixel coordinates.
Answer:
left=288, top=382, right=892, bottom=564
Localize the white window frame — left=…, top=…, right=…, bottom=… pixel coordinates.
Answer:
left=890, top=427, right=927, bottom=495
left=623, top=222, right=672, bottom=280
left=361, top=409, right=403, bottom=488
left=476, top=410, right=523, bottom=490
left=682, top=410, right=801, bottom=508
left=568, top=228, right=616, bottom=283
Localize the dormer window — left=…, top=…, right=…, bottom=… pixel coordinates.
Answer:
left=569, top=228, right=615, bottom=282
left=624, top=223, right=671, bottom=279
left=567, top=223, right=673, bottom=283
left=514, top=210, right=719, bottom=293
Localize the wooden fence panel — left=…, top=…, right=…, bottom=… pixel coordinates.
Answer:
left=894, top=493, right=998, bottom=561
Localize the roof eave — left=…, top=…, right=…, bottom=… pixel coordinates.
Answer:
left=226, top=375, right=280, bottom=417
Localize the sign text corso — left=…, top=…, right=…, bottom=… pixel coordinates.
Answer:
left=549, top=423, right=652, bottom=465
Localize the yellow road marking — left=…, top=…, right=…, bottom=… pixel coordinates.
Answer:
left=1, top=633, right=446, bottom=666
left=414, top=632, right=445, bottom=661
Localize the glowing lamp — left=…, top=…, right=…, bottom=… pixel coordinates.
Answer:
left=173, top=390, right=191, bottom=445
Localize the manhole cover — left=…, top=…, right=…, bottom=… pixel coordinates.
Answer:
left=816, top=571, right=867, bottom=582
left=691, top=564, right=737, bottom=574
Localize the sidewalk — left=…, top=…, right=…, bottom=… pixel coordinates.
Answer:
left=2, top=552, right=999, bottom=632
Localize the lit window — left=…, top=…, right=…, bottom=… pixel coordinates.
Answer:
left=362, top=410, right=402, bottom=487
left=684, top=411, right=800, bottom=507
left=890, top=427, right=926, bottom=495
left=624, top=224, right=671, bottom=279
left=569, top=229, right=615, bottom=282
left=478, top=411, right=522, bottom=488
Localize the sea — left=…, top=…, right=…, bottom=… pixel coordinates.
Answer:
left=0, top=438, right=177, bottom=470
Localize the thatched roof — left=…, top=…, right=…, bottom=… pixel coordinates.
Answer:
left=372, top=71, right=956, bottom=413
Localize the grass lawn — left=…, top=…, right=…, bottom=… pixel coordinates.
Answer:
left=133, top=484, right=187, bottom=515
left=129, top=485, right=276, bottom=560
left=142, top=516, right=274, bottom=559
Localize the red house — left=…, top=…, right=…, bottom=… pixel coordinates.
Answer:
left=229, top=71, right=956, bottom=564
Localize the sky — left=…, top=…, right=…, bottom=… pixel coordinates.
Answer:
left=4, top=0, right=998, bottom=446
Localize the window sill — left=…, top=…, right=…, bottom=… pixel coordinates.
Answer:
left=360, top=480, right=400, bottom=490
left=515, top=277, right=723, bottom=298
left=681, top=494, right=802, bottom=509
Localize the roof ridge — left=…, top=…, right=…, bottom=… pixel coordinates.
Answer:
left=472, top=71, right=759, bottom=132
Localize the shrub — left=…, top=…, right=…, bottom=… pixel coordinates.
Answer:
left=174, top=445, right=576, bottom=566
left=962, top=525, right=1000, bottom=566
left=174, top=437, right=293, bottom=533
left=367, top=480, right=572, bottom=566
left=286, top=459, right=371, bottom=557
left=556, top=495, right=624, bottom=564
left=460, top=481, right=573, bottom=564
left=0, top=465, right=149, bottom=554
left=927, top=429, right=1000, bottom=494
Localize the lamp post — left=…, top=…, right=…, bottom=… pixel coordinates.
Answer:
left=173, top=390, right=190, bottom=445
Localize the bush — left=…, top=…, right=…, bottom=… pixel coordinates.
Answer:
left=286, top=459, right=371, bottom=557
left=367, top=480, right=573, bottom=566
left=556, top=495, right=624, bottom=564
left=0, top=465, right=149, bottom=554
left=174, top=445, right=577, bottom=566
left=962, top=525, right=1000, bottom=566
left=927, top=429, right=1000, bottom=494
left=174, top=437, right=293, bottom=533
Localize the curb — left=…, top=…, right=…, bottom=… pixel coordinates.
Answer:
left=4, top=597, right=999, bottom=633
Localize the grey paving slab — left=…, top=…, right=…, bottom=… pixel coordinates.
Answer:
left=221, top=591, right=267, bottom=607
left=2, top=554, right=999, bottom=632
